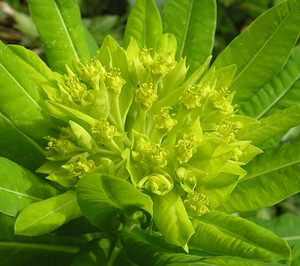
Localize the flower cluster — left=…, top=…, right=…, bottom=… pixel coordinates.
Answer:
left=40, top=34, right=261, bottom=217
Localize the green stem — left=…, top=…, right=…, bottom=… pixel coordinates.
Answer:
left=107, top=245, right=121, bottom=266
left=111, top=95, right=124, bottom=132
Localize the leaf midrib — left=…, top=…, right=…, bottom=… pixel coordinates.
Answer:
left=239, top=107, right=300, bottom=141
left=53, top=1, right=79, bottom=61
left=244, top=156, right=300, bottom=181
left=22, top=196, right=76, bottom=230
left=0, top=112, right=45, bottom=154
left=231, top=2, right=292, bottom=88
left=178, top=0, right=194, bottom=58
left=0, top=241, right=79, bottom=253
left=0, top=64, right=41, bottom=111
left=256, top=69, right=300, bottom=119
left=197, top=218, right=285, bottom=258
left=0, top=187, right=42, bottom=201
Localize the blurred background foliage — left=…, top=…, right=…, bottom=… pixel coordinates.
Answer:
left=1, top=0, right=300, bottom=263
left=0, top=0, right=287, bottom=54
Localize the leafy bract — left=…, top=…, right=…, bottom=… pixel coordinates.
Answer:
left=214, top=0, right=300, bottom=104
left=27, top=0, right=96, bottom=73
left=239, top=46, right=300, bottom=118
left=222, top=138, right=300, bottom=212
left=77, top=174, right=153, bottom=231
left=0, top=157, right=58, bottom=217
left=14, top=190, right=82, bottom=236
left=152, top=190, right=195, bottom=250
left=124, top=0, right=162, bottom=48
left=163, top=0, right=216, bottom=73
left=190, top=211, right=291, bottom=261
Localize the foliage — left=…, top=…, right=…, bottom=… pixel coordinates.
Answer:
left=0, top=0, right=300, bottom=265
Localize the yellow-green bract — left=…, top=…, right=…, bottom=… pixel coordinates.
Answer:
left=37, top=33, right=262, bottom=247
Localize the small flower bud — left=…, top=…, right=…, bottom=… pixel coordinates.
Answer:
left=175, top=134, right=199, bottom=164
left=137, top=173, right=172, bottom=195
left=180, top=85, right=201, bottom=109
left=105, top=67, right=126, bottom=94
left=184, top=192, right=210, bottom=216
left=133, top=137, right=168, bottom=167
left=155, top=106, right=177, bottom=132
left=62, top=156, right=95, bottom=181
left=92, top=119, right=116, bottom=143
left=135, top=82, right=157, bottom=109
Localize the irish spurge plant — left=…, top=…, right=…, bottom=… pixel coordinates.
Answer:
left=1, top=0, right=300, bottom=265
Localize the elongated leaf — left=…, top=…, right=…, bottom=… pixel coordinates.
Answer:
left=0, top=213, right=81, bottom=266
left=15, top=190, right=82, bottom=236
left=0, top=157, right=58, bottom=217
left=0, top=113, right=46, bottom=170
left=8, top=45, right=58, bottom=82
left=214, top=0, right=300, bottom=104
left=152, top=190, right=195, bottom=249
left=252, top=214, right=300, bottom=245
left=121, top=229, right=206, bottom=266
left=0, top=41, right=55, bottom=142
left=222, top=138, right=300, bottom=212
left=163, top=0, right=216, bottom=73
left=124, top=0, right=162, bottom=48
left=27, top=0, right=95, bottom=73
left=238, top=104, right=300, bottom=145
left=77, top=174, right=153, bottom=231
left=239, top=46, right=300, bottom=118
left=121, top=229, right=285, bottom=266
left=202, top=257, right=286, bottom=266
left=190, top=211, right=290, bottom=261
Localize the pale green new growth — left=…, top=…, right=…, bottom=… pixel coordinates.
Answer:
left=40, top=33, right=262, bottom=248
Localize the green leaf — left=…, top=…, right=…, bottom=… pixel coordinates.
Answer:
left=45, top=100, right=96, bottom=129
left=152, top=189, right=195, bottom=249
left=202, top=257, right=286, bottom=266
left=27, top=0, right=95, bottom=73
left=121, top=229, right=205, bottom=266
left=121, top=229, right=285, bottom=266
left=214, top=0, right=300, bottom=104
left=221, top=138, right=300, bottom=212
left=239, top=46, right=300, bottom=118
left=0, top=113, right=46, bottom=171
left=8, top=45, right=58, bottom=82
left=124, top=0, right=162, bottom=49
left=77, top=174, right=153, bottom=231
left=189, top=137, right=233, bottom=183
left=14, top=190, right=82, bottom=236
left=200, top=172, right=240, bottom=209
left=0, top=213, right=82, bottom=266
left=0, top=41, right=55, bottom=142
left=0, top=157, right=58, bottom=217
left=162, top=0, right=216, bottom=73
left=238, top=104, right=300, bottom=145
left=252, top=213, right=300, bottom=246
left=190, top=211, right=291, bottom=261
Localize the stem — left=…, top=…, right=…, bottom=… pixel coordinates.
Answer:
left=111, top=95, right=124, bottom=132
left=139, top=108, right=148, bottom=134
left=107, top=246, right=121, bottom=266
